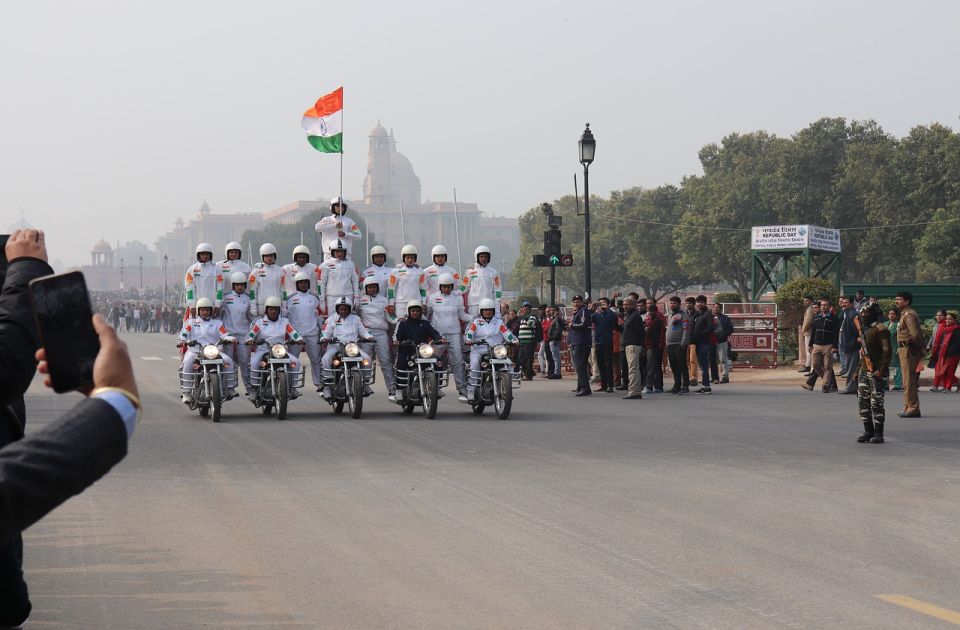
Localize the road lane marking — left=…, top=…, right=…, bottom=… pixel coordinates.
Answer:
left=875, top=594, right=960, bottom=625
left=140, top=356, right=162, bottom=361
left=169, top=355, right=181, bottom=359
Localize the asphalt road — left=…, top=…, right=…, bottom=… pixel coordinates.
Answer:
left=20, top=331, right=960, bottom=628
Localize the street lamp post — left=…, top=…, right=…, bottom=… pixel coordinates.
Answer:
left=162, top=254, right=168, bottom=306
left=120, top=258, right=125, bottom=289
left=138, top=256, right=143, bottom=290
left=578, top=123, right=596, bottom=300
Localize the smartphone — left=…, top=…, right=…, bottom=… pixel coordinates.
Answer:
left=29, top=271, right=100, bottom=393
left=0, top=234, right=9, bottom=276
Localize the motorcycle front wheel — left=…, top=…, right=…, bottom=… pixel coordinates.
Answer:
left=349, top=369, right=364, bottom=419
left=422, top=371, right=438, bottom=419
left=276, top=371, right=289, bottom=420
left=211, top=377, right=222, bottom=423
left=495, top=370, right=513, bottom=419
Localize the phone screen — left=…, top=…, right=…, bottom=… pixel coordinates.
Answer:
left=29, top=271, right=99, bottom=393
left=0, top=235, right=9, bottom=276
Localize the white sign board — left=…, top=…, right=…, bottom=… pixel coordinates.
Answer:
left=751, top=225, right=841, bottom=252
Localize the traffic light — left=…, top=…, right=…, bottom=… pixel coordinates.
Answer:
left=544, top=230, right=562, bottom=257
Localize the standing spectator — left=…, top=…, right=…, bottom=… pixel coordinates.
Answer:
left=132, top=305, right=141, bottom=333
left=516, top=302, right=539, bottom=381
left=895, top=291, right=923, bottom=417
left=591, top=297, right=617, bottom=393
left=620, top=297, right=644, bottom=400
left=547, top=305, right=565, bottom=379
left=124, top=304, right=132, bottom=332
left=109, top=304, right=121, bottom=330
left=838, top=296, right=860, bottom=394
left=612, top=301, right=623, bottom=388
left=568, top=296, right=592, bottom=396
left=539, top=306, right=554, bottom=378
left=930, top=311, right=960, bottom=392
left=690, top=296, right=716, bottom=394
left=644, top=298, right=665, bottom=393
left=886, top=308, right=903, bottom=391
left=803, top=298, right=839, bottom=392
left=798, top=294, right=815, bottom=374
left=685, top=297, right=699, bottom=383
left=712, top=303, right=734, bottom=384
left=664, top=296, right=691, bottom=395
left=927, top=309, right=946, bottom=359
left=852, top=289, right=866, bottom=311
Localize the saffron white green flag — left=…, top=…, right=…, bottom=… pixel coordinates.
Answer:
left=302, top=87, right=343, bottom=153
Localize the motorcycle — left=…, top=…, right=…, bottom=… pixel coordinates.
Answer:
left=178, top=340, right=238, bottom=423
left=321, top=338, right=376, bottom=418
left=394, top=340, right=449, bottom=418
left=465, top=343, right=520, bottom=419
left=248, top=340, right=304, bottom=419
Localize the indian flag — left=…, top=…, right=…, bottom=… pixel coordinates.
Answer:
left=302, top=87, right=343, bottom=153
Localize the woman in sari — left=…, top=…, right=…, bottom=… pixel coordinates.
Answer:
left=886, top=309, right=903, bottom=391
left=931, top=311, right=960, bottom=392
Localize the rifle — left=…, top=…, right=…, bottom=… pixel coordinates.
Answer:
left=852, top=316, right=878, bottom=399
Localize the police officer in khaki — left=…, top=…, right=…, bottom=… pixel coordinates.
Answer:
left=895, top=291, right=923, bottom=418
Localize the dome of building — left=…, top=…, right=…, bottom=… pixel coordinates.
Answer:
left=370, top=122, right=388, bottom=138
left=91, top=238, right=113, bottom=253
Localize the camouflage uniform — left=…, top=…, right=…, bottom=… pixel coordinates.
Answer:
left=856, top=305, right=892, bottom=444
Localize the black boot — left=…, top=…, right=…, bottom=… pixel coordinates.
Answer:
left=869, top=424, right=884, bottom=444
left=802, top=372, right=818, bottom=391
left=857, top=421, right=875, bottom=443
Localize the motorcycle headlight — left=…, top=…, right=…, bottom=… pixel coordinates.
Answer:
left=418, top=344, right=434, bottom=358
left=271, top=344, right=287, bottom=359
left=202, top=345, right=220, bottom=360
left=345, top=342, right=360, bottom=357
left=493, top=344, right=508, bottom=359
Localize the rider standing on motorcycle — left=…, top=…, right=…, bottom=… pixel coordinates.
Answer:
left=221, top=272, right=255, bottom=395
left=282, top=245, right=321, bottom=298
left=248, top=243, right=287, bottom=317
left=184, top=243, right=223, bottom=317
left=245, top=296, right=303, bottom=400
left=387, top=245, right=427, bottom=319
left=319, top=298, right=374, bottom=399
left=320, top=239, right=360, bottom=318
left=360, top=245, right=391, bottom=297
left=424, top=245, right=460, bottom=296
left=426, top=273, right=472, bottom=402
left=218, top=242, right=252, bottom=291
left=459, top=245, right=503, bottom=317
left=464, top=298, right=518, bottom=401
left=286, top=272, right=325, bottom=393
left=393, top=300, right=445, bottom=402
left=359, top=276, right=397, bottom=398
left=315, top=196, right=362, bottom=261
left=178, top=298, right=237, bottom=403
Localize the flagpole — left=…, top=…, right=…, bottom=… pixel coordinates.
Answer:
left=453, top=188, right=463, bottom=273
left=400, top=199, right=407, bottom=245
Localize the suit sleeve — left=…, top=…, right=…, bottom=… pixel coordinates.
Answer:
left=0, top=257, right=54, bottom=408
left=0, top=398, right=128, bottom=547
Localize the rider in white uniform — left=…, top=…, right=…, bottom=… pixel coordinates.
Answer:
left=248, top=243, right=287, bottom=317
left=315, top=196, right=362, bottom=261
left=463, top=298, right=518, bottom=401
left=178, top=298, right=237, bottom=403
left=460, top=245, right=503, bottom=317
left=319, top=298, right=374, bottom=399
left=387, top=245, right=427, bottom=317
left=218, top=241, right=252, bottom=294
left=282, top=245, right=321, bottom=299
left=426, top=273, right=472, bottom=401
left=286, top=272, right=325, bottom=392
left=244, top=296, right=303, bottom=400
left=220, top=272, right=255, bottom=394
left=184, top=243, right=223, bottom=316
left=319, top=239, right=359, bottom=316
left=424, top=244, right=460, bottom=297
left=359, top=275, right=396, bottom=397
left=360, top=245, right=391, bottom=297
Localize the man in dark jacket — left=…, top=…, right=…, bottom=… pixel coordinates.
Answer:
left=620, top=297, right=645, bottom=399
left=591, top=297, right=617, bottom=393
left=0, top=229, right=54, bottom=625
left=516, top=302, right=539, bottom=381
left=803, top=298, right=839, bottom=393
left=712, top=303, right=735, bottom=383
left=838, top=296, right=861, bottom=394
left=547, top=306, right=565, bottom=379
left=689, top=295, right=716, bottom=394
left=644, top=299, right=665, bottom=393
left=567, top=295, right=592, bottom=396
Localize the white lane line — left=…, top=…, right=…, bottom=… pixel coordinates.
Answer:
left=169, top=356, right=181, bottom=360
left=141, top=356, right=163, bottom=361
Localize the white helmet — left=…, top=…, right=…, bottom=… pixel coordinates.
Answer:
left=370, top=245, right=387, bottom=258
left=438, top=273, right=455, bottom=287
left=196, top=297, right=214, bottom=310
left=329, top=238, right=347, bottom=254
left=406, top=299, right=423, bottom=313
left=229, top=271, right=248, bottom=285
left=474, top=245, right=491, bottom=262
left=431, top=244, right=448, bottom=258
left=363, top=276, right=380, bottom=289
left=334, top=296, right=352, bottom=311
left=400, top=244, right=418, bottom=259
left=224, top=241, right=242, bottom=257
left=264, top=296, right=282, bottom=309
left=330, top=196, right=348, bottom=212
left=196, top=243, right=214, bottom=259
left=293, top=271, right=310, bottom=284
left=292, top=245, right=311, bottom=259
left=478, top=298, right=496, bottom=311
left=259, top=243, right=277, bottom=258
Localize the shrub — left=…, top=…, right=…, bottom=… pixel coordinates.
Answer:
left=713, top=291, right=742, bottom=304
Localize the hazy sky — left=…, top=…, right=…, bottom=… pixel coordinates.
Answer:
left=2, top=1, right=958, bottom=265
